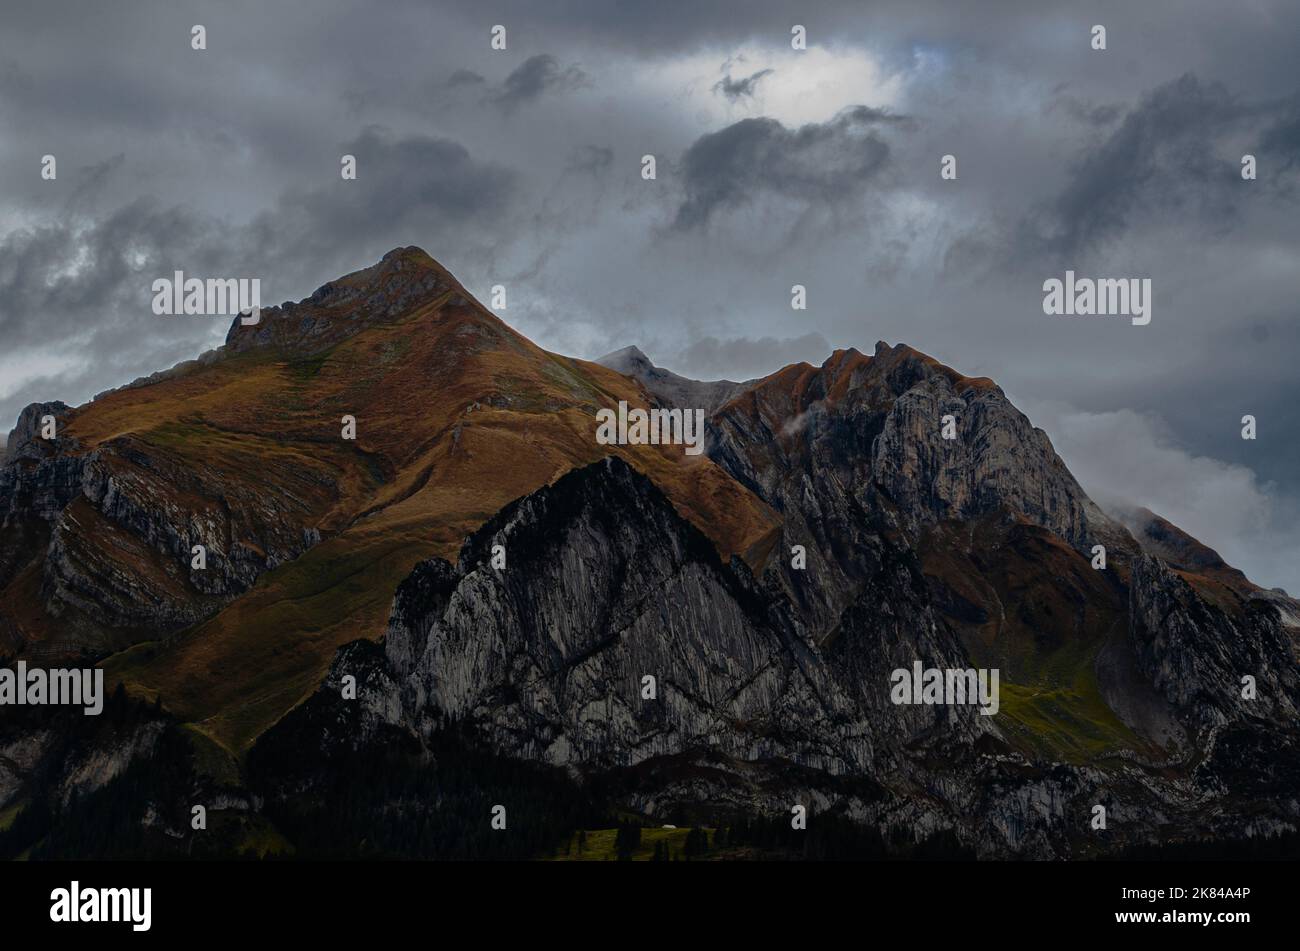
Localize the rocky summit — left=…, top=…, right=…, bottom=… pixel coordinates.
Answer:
left=2, top=248, right=1298, bottom=860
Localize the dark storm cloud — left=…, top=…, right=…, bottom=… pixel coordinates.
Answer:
left=1026, top=75, right=1291, bottom=259
left=259, top=126, right=514, bottom=254
left=491, top=55, right=589, bottom=113
left=673, top=107, right=908, bottom=230
left=714, top=68, right=774, bottom=101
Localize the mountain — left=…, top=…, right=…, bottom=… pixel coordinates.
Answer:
left=2, top=247, right=1298, bottom=860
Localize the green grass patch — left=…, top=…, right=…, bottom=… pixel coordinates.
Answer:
left=288, top=351, right=331, bottom=381
left=138, top=419, right=211, bottom=451
left=0, top=800, right=27, bottom=833
left=998, top=678, right=1147, bottom=764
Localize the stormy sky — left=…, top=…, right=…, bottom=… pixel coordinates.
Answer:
left=1, top=0, right=1297, bottom=590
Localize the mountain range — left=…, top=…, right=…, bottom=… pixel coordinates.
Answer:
left=2, top=247, right=1297, bottom=860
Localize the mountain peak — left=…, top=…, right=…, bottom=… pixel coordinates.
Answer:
left=594, top=346, right=752, bottom=413
left=379, top=245, right=440, bottom=267
left=223, top=246, right=467, bottom=358
left=596, top=345, right=653, bottom=373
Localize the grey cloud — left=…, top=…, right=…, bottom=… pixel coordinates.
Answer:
left=0, top=194, right=239, bottom=429
left=1028, top=74, right=1284, bottom=259
left=714, top=68, right=774, bottom=101
left=673, top=107, right=908, bottom=230
left=249, top=126, right=516, bottom=275
left=0, top=58, right=33, bottom=100
left=1046, top=91, right=1123, bottom=128
left=565, top=145, right=614, bottom=175
left=65, top=153, right=127, bottom=212
left=492, top=55, right=589, bottom=112
left=447, top=68, right=486, bottom=87
left=0, top=196, right=228, bottom=355
left=463, top=0, right=1300, bottom=102
left=294, top=126, right=512, bottom=224
left=1259, top=105, right=1300, bottom=175
left=1025, top=399, right=1300, bottom=594
left=341, top=87, right=378, bottom=118
left=673, top=332, right=831, bottom=380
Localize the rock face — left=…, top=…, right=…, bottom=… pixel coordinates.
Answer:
left=1128, top=553, right=1300, bottom=726
left=283, top=455, right=1002, bottom=841
left=866, top=347, right=1115, bottom=553
left=0, top=421, right=329, bottom=657
left=398, top=457, right=875, bottom=774
left=3, top=402, right=72, bottom=465
left=702, top=343, right=1131, bottom=646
